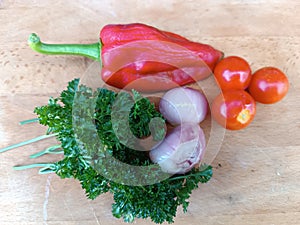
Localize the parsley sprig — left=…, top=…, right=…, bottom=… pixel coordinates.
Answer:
left=0, top=79, right=213, bottom=224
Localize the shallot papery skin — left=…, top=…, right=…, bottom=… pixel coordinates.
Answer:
left=149, top=123, right=206, bottom=174
left=159, top=87, right=208, bottom=125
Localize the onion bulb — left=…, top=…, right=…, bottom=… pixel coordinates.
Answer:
left=149, top=123, right=206, bottom=174
left=159, top=87, right=208, bottom=125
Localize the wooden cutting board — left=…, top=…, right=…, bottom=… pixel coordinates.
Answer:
left=0, top=1, right=299, bottom=224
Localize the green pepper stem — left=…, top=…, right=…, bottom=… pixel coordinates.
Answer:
left=28, top=33, right=101, bottom=61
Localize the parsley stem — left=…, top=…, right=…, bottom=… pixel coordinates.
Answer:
left=0, top=133, right=57, bottom=153
left=30, top=145, right=62, bottom=158
left=39, top=167, right=55, bottom=174
left=19, top=118, right=39, bottom=125
left=14, top=163, right=56, bottom=174
left=13, top=163, right=54, bottom=171
left=168, top=165, right=212, bottom=181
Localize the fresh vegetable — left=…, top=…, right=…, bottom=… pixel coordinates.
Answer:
left=159, top=87, right=208, bottom=125
left=150, top=123, right=206, bottom=174
left=248, top=67, right=289, bottom=104
left=28, top=23, right=223, bottom=92
left=213, top=56, right=252, bottom=91
left=211, top=90, right=256, bottom=130
left=0, top=79, right=213, bottom=224
left=2, top=21, right=290, bottom=223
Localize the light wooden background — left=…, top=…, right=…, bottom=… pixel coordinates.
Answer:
left=0, top=1, right=300, bottom=224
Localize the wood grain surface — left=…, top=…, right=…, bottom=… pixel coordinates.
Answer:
left=0, top=1, right=300, bottom=224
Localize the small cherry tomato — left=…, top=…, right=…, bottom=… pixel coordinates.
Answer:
left=213, top=56, right=252, bottom=91
left=212, top=90, right=256, bottom=130
left=248, top=67, right=289, bottom=104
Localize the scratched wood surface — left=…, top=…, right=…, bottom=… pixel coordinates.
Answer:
left=0, top=1, right=300, bottom=224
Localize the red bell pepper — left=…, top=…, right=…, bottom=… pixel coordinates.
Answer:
left=28, top=23, right=223, bottom=92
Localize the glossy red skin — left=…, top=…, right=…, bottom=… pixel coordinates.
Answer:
left=213, top=56, right=252, bottom=91
left=100, top=23, right=224, bottom=92
left=248, top=67, right=289, bottom=104
left=212, top=90, right=256, bottom=130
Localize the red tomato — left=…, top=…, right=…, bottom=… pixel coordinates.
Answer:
left=248, top=67, right=289, bottom=104
left=213, top=56, right=252, bottom=91
left=212, top=90, right=256, bottom=130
